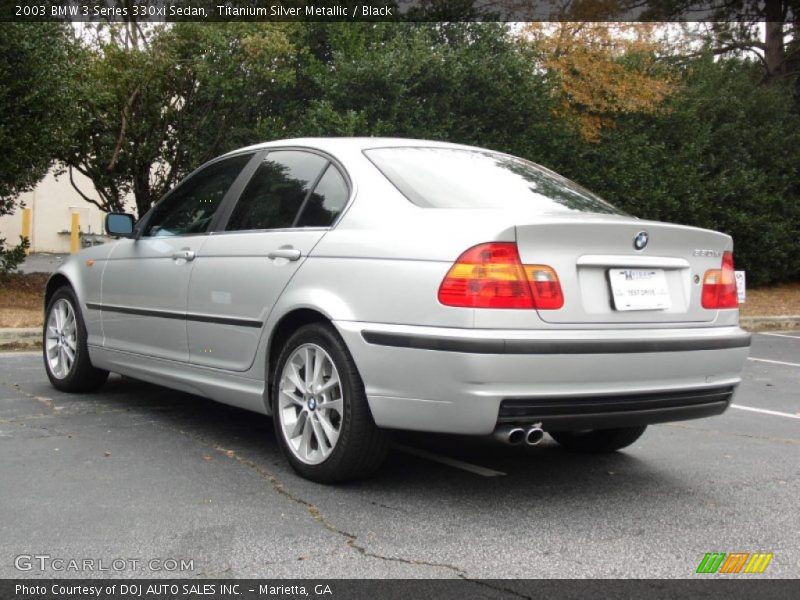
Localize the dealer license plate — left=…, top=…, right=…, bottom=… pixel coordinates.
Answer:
left=608, top=269, right=671, bottom=311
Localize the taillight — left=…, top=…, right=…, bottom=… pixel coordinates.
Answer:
left=438, top=242, right=564, bottom=309
left=701, top=251, right=737, bottom=309
left=523, top=265, right=564, bottom=309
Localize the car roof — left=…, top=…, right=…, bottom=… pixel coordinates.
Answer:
left=221, top=137, right=487, bottom=157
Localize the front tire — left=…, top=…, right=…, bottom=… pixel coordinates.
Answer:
left=43, top=286, right=109, bottom=392
left=549, top=426, right=647, bottom=454
left=272, top=323, right=390, bottom=483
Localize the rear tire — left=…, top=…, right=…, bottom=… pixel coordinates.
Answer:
left=549, top=426, right=647, bottom=454
left=43, top=286, right=109, bottom=393
left=272, top=322, right=390, bottom=483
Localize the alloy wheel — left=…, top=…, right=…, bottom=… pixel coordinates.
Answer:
left=278, top=343, right=344, bottom=465
left=45, top=298, right=78, bottom=379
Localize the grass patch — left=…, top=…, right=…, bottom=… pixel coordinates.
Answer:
left=740, top=282, right=800, bottom=317
left=0, top=272, right=47, bottom=328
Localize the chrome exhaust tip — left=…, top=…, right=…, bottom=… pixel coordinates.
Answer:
left=508, top=427, right=526, bottom=446
left=493, top=425, right=526, bottom=446
left=525, top=426, right=545, bottom=446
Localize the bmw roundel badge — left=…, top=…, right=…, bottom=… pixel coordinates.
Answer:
left=634, top=231, right=649, bottom=250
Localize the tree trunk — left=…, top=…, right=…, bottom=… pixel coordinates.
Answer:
left=764, top=0, right=787, bottom=79
left=132, top=165, right=153, bottom=219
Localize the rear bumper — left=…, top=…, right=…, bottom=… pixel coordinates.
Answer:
left=335, top=321, right=750, bottom=435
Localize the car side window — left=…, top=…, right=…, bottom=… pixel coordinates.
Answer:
left=142, top=153, right=252, bottom=237
left=295, top=164, right=349, bottom=227
left=225, top=151, right=330, bottom=231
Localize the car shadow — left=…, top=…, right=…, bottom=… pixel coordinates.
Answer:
left=94, top=374, right=692, bottom=508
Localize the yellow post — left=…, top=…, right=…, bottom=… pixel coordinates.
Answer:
left=21, top=208, right=32, bottom=254
left=70, top=212, right=80, bottom=254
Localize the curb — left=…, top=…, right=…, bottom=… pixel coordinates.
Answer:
left=0, top=327, right=40, bottom=350
left=740, top=316, right=800, bottom=332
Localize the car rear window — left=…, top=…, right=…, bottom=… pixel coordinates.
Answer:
left=364, top=147, right=623, bottom=215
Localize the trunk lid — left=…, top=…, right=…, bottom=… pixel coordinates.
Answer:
left=514, top=214, right=732, bottom=325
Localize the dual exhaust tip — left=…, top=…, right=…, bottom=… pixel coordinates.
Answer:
left=494, top=424, right=545, bottom=447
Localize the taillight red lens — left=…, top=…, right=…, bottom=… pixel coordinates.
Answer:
left=701, top=251, right=737, bottom=309
left=523, top=265, right=565, bottom=310
left=438, top=243, right=564, bottom=309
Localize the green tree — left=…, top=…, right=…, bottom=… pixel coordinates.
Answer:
left=0, top=23, right=77, bottom=273
left=64, top=23, right=300, bottom=218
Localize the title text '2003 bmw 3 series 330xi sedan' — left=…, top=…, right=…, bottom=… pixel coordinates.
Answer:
left=42, top=138, right=750, bottom=482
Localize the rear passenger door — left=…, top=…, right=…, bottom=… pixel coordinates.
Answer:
left=186, top=149, right=350, bottom=371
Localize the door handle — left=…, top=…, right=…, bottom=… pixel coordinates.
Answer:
left=172, top=249, right=196, bottom=261
left=268, top=248, right=302, bottom=261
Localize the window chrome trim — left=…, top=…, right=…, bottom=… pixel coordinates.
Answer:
left=217, top=145, right=354, bottom=234
left=135, top=150, right=263, bottom=240
left=208, top=227, right=329, bottom=237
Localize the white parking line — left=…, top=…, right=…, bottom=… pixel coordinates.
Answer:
left=748, top=357, right=800, bottom=368
left=731, top=404, right=800, bottom=420
left=393, top=444, right=507, bottom=477
left=0, top=351, right=40, bottom=357
left=759, top=332, right=800, bottom=340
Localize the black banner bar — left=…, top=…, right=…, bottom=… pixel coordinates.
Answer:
left=3, top=579, right=800, bottom=600
left=1, top=0, right=796, bottom=23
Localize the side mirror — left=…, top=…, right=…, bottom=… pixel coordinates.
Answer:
left=105, top=213, right=135, bottom=238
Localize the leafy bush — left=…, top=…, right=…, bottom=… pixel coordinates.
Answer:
left=0, top=236, right=29, bottom=280
left=294, top=23, right=578, bottom=165
left=294, top=28, right=799, bottom=285
left=563, top=58, right=800, bottom=286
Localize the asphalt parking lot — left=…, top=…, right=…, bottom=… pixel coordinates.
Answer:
left=1, top=333, right=798, bottom=580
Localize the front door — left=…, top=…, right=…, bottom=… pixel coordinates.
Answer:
left=100, top=153, right=256, bottom=361
left=186, top=150, right=351, bottom=371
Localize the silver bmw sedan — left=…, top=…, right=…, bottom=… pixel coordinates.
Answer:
left=42, top=138, right=750, bottom=482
